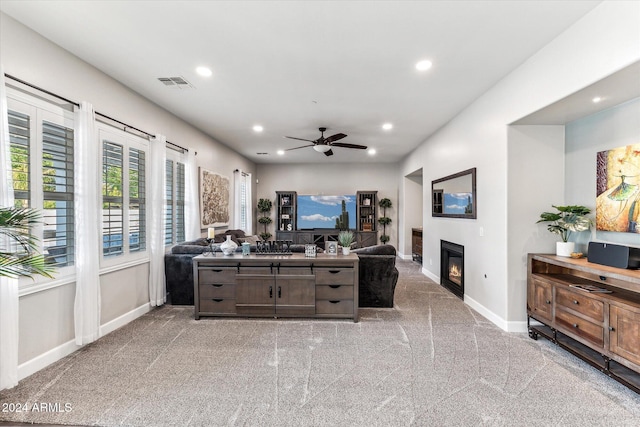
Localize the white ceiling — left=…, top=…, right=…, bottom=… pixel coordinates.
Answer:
left=0, top=0, right=605, bottom=164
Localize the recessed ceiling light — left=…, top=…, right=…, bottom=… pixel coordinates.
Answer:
left=415, top=60, right=432, bottom=71
left=592, top=96, right=602, bottom=103
left=368, top=148, right=377, bottom=156
left=195, top=66, right=212, bottom=77
left=277, top=150, right=285, bottom=155
left=253, top=125, right=263, bottom=132
left=382, top=123, right=393, bottom=130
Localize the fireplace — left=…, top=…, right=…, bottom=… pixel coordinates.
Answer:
left=441, top=240, right=464, bottom=299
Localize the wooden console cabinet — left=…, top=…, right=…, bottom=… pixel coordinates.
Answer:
left=194, top=253, right=359, bottom=321
left=527, top=254, right=640, bottom=393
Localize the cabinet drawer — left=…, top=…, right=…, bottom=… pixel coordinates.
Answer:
left=199, top=283, right=235, bottom=299
left=199, top=298, right=236, bottom=314
left=556, top=287, right=604, bottom=322
left=199, top=268, right=236, bottom=284
left=316, top=299, right=354, bottom=315
left=316, top=284, right=354, bottom=300
left=315, top=269, right=354, bottom=285
left=555, top=310, right=604, bottom=348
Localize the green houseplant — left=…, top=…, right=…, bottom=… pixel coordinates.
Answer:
left=1, top=207, right=55, bottom=279
left=378, top=198, right=392, bottom=244
left=257, top=198, right=273, bottom=241
left=337, top=230, right=355, bottom=255
left=536, top=205, right=593, bottom=257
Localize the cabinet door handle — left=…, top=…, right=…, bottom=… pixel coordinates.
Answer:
left=278, top=286, right=282, bottom=298
left=212, top=269, right=222, bottom=272
left=329, top=285, right=341, bottom=289
left=545, top=300, right=551, bottom=304
left=573, top=300, right=579, bottom=305
left=212, top=298, right=223, bottom=302
left=572, top=323, right=579, bottom=328
left=212, top=284, right=223, bottom=288
left=329, top=270, right=341, bottom=274
left=609, top=326, right=615, bottom=331
left=269, top=286, right=273, bottom=298
left=329, top=300, right=340, bottom=304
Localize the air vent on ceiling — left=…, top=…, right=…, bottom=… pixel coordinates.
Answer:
left=157, top=76, right=194, bottom=89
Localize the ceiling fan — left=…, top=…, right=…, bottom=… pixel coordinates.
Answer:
left=284, top=127, right=367, bottom=156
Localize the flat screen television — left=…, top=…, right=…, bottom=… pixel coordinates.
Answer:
left=296, top=195, right=356, bottom=230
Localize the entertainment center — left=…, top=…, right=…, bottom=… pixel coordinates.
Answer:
left=275, top=191, right=378, bottom=249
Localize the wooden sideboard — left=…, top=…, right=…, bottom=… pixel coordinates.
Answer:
left=527, top=254, right=640, bottom=393
left=193, top=253, right=359, bottom=321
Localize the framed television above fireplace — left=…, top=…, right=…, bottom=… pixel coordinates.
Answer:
left=432, top=167, right=477, bottom=219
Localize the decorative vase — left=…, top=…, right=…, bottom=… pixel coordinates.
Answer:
left=342, top=246, right=350, bottom=255
left=220, top=235, right=238, bottom=256
left=556, top=241, right=575, bottom=257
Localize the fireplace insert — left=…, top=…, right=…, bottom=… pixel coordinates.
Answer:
left=441, top=240, right=464, bottom=299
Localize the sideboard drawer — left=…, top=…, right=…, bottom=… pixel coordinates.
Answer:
left=199, top=298, right=237, bottom=314
left=199, top=283, right=236, bottom=299
left=315, top=268, right=354, bottom=285
left=555, top=309, right=604, bottom=348
left=199, top=268, right=236, bottom=285
left=556, top=287, right=604, bottom=322
left=316, top=299, right=354, bottom=315
left=316, top=284, right=353, bottom=300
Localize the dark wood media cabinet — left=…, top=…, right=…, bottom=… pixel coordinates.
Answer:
left=527, top=254, right=640, bottom=393
left=193, top=253, right=359, bottom=321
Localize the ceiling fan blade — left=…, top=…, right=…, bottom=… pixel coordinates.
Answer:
left=324, top=149, right=334, bottom=157
left=285, top=144, right=314, bottom=151
left=330, top=142, right=368, bottom=150
left=285, top=136, right=316, bottom=143
left=324, top=133, right=347, bottom=143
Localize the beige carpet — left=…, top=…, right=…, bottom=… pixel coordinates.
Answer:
left=0, top=260, right=638, bottom=427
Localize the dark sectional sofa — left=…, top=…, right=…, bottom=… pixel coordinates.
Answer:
left=165, top=232, right=399, bottom=308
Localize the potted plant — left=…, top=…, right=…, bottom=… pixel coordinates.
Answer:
left=337, top=230, right=355, bottom=255
left=257, top=198, right=273, bottom=241
left=378, top=198, right=392, bottom=244
left=1, top=207, right=55, bottom=279
left=536, top=205, right=593, bottom=257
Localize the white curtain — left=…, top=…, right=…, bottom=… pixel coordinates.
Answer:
left=73, top=102, right=101, bottom=345
left=0, top=64, right=19, bottom=390
left=234, top=170, right=253, bottom=234
left=149, top=135, right=166, bottom=306
left=184, top=149, right=200, bottom=241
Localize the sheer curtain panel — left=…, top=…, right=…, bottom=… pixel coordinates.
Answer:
left=149, top=135, right=166, bottom=306
left=0, top=65, right=19, bottom=390
left=73, top=102, right=101, bottom=345
left=184, top=149, right=200, bottom=241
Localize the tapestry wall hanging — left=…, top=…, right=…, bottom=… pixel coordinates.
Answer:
left=199, top=168, right=230, bottom=228
left=595, top=143, right=640, bottom=233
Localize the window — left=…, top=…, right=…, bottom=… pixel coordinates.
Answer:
left=7, top=94, right=75, bottom=276
left=99, top=125, right=148, bottom=263
left=234, top=170, right=252, bottom=234
left=165, top=151, right=185, bottom=245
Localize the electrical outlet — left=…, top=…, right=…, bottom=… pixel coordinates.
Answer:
left=429, top=258, right=433, bottom=266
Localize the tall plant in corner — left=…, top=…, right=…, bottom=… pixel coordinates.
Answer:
left=257, top=198, right=273, bottom=241
left=0, top=207, right=55, bottom=279
left=378, top=198, right=392, bottom=244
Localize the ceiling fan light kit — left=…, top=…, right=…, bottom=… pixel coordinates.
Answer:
left=285, top=127, right=367, bottom=157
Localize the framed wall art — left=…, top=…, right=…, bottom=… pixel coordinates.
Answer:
left=596, top=143, right=640, bottom=233
left=199, top=168, right=230, bottom=228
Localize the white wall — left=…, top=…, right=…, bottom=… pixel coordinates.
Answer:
left=256, top=163, right=399, bottom=247
left=1, top=12, right=256, bottom=374
left=565, top=98, right=640, bottom=249
left=400, top=1, right=640, bottom=331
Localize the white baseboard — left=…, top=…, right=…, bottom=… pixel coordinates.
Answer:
left=464, top=295, right=528, bottom=333
left=421, top=267, right=439, bottom=283
left=100, top=302, right=151, bottom=336
left=18, top=338, right=79, bottom=381
left=397, top=252, right=413, bottom=261
left=18, top=302, right=152, bottom=382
